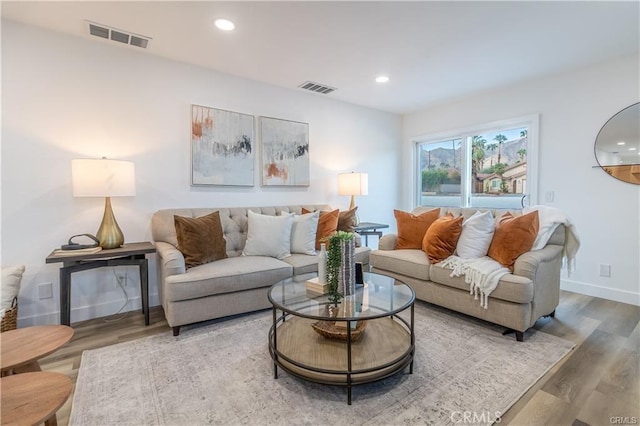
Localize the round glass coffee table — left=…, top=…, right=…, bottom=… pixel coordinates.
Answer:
left=268, top=272, right=415, bottom=404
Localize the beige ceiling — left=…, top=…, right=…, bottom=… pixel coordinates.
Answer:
left=2, top=1, right=639, bottom=114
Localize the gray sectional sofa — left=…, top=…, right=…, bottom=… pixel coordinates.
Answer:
left=370, top=207, right=565, bottom=341
left=151, top=205, right=370, bottom=335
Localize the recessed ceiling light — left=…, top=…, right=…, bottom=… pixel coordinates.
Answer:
left=375, top=75, right=389, bottom=83
left=629, top=147, right=637, bottom=151
left=214, top=19, right=235, bottom=31
left=617, top=141, right=626, bottom=145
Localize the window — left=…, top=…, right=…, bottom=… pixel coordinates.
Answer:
left=414, top=115, right=538, bottom=209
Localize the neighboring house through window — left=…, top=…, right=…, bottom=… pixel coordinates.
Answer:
left=413, top=115, right=539, bottom=209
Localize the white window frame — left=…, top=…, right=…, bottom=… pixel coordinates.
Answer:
left=412, top=114, right=539, bottom=209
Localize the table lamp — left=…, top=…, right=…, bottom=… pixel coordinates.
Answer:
left=71, top=158, right=136, bottom=249
left=338, top=171, right=368, bottom=211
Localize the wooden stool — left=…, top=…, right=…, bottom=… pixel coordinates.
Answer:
left=1, top=325, right=73, bottom=375
left=1, top=371, right=72, bottom=425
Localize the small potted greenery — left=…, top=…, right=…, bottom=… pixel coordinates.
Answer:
left=325, top=231, right=355, bottom=305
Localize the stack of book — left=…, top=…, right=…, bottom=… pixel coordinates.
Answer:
left=305, top=277, right=329, bottom=294
left=53, top=246, right=102, bottom=256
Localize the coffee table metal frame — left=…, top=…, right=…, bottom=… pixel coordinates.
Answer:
left=268, top=272, right=415, bottom=404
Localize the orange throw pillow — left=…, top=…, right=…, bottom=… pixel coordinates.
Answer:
left=422, top=213, right=463, bottom=263
left=394, top=208, right=440, bottom=249
left=313, top=209, right=339, bottom=250
left=488, top=211, right=540, bottom=270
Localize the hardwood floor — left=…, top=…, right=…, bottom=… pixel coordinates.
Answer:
left=37, top=290, right=639, bottom=425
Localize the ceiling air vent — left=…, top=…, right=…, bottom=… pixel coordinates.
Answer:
left=298, top=81, right=337, bottom=95
left=86, top=21, right=152, bottom=49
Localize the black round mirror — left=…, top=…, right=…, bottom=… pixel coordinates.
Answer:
left=594, top=102, right=640, bottom=185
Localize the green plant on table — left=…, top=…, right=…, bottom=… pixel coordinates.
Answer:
left=325, top=231, right=355, bottom=305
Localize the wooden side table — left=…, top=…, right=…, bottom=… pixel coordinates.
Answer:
left=1, top=325, right=74, bottom=374
left=46, top=242, right=156, bottom=326
left=1, top=371, right=72, bottom=426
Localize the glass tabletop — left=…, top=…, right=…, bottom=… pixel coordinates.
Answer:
left=268, top=272, right=415, bottom=321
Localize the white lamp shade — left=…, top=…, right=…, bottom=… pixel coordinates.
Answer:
left=338, top=172, right=368, bottom=196
left=72, top=159, right=136, bottom=197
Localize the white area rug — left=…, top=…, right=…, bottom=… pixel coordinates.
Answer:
left=70, top=302, right=574, bottom=425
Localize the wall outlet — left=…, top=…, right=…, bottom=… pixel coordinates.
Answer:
left=38, top=282, right=53, bottom=299
left=599, top=264, right=611, bottom=278
left=116, top=273, right=128, bottom=287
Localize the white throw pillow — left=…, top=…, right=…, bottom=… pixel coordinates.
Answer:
left=242, top=211, right=294, bottom=259
left=289, top=211, right=319, bottom=255
left=1, top=265, right=25, bottom=311
left=456, top=211, right=495, bottom=259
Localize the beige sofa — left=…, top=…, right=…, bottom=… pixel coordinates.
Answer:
left=370, top=207, right=564, bottom=341
left=151, top=205, right=371, bottom=336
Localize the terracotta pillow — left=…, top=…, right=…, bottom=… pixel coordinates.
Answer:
left=488, top=211, right=540, bottom=270
left=394, top=208, right=440, bottom=249
left=422, top=213, right=463, bottom=263
left=174, top=211, right=227, bottom=269
left=312, top=209, right=339, bottom=250
left=337, top=207, right=358, bottom=233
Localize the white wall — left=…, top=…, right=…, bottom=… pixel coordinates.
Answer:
left=403, top=54, right=640, bottom=305
left=1, top=20, right=401, bottom=325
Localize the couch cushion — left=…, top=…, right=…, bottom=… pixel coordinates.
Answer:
left=281, top=254, right=318, bottom=276
left=429, top=264, right=534, bottom=304
left=394, top=208, right=440, bottom=249
left=488, top=211, right=539, bottom=270
left=423, top=213, right=463, bottom=263
left=283, top=246, right=371, bottom=276
left=242, top=211, right=294, bottom=259
left=290, top=211, right=319, bottom=255
left=369, top=249, right=430, bottom=281
left=174, top=211, right=227, bottom=268
left=164, top=256, right=292, bottom=302
left=456, top=210, right=495, bottom=259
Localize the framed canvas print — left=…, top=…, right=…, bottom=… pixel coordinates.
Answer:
left=260, top=116, right=310, bottom=186
left=191, top=104, right=255, bottom=186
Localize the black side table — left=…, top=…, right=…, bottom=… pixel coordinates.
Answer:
left=46, top=242, right=156, bottom=326
left=354, top=222, right=389, bottom=246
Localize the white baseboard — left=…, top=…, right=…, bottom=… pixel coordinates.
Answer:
left=561, top=279, right=640, bottom=306
left=17, top=294, right=162, bottom=327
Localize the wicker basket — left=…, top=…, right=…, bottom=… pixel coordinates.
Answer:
left=311, top=304, right=367, bottom=341
left=1, top=297, right=18, bottom=333
left=311, top=318, right=367, bottom=341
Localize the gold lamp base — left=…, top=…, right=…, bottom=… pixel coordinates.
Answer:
left=96, top=197, right=125, bottom=249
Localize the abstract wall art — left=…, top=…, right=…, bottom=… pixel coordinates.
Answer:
left=191, top=104, right=255, bottom=186
left=260, top=116, right=309, bottom=186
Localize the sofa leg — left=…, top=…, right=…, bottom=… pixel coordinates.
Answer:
left=503, top=328, right=526, bottom=342
left=172, top=326, right=180, bottom=336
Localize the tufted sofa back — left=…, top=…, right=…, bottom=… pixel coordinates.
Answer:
left=151, top=205, right=332, bottom=258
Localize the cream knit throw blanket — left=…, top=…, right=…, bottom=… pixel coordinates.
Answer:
left=439, top=256, right=510, bottom=309
left=440, top=206, right=581, bottom=308
left=524, top=205, right=581, bottom=276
